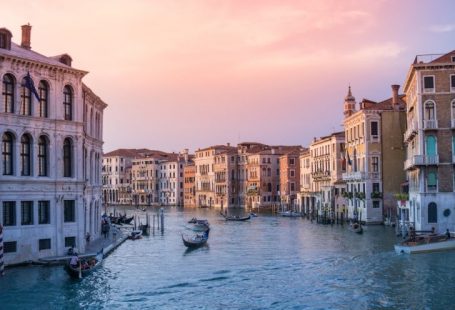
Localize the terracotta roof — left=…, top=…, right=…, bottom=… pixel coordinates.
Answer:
left=360, top=94, right=406, bottom=111
left=429, top=50, right=455, bottom=64
left=104, top=148, right=152, bottom=157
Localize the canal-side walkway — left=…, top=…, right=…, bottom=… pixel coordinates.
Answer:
left=38, top=225, right=130, bottom=265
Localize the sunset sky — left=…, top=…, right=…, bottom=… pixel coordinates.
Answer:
left=2, top=0, right=455, bottom=153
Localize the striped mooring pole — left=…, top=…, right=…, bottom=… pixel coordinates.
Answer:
left=0, top=223, right=4, bottom=276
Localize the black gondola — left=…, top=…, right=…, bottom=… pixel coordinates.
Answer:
left=65, top=249, right=103, bottom=279
left=182, top=229, right=210, bottom=248
left=349, top=222, right=363, bottom=234
left=220, top=212, right=250, bottom=221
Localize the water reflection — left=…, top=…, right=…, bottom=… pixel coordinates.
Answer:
left=1, top=207, right=455, bottom=309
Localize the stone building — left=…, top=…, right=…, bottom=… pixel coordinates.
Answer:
left=403, top=50, right=455, bottom=233
left=183, top=162, right=196, bottom=207
left=0, top=25, right=106, bottom=264
left=297, top=149, right=313, bottom=214
left=309, top=132, right=347, bottom=218
left=102, top=149, right=149, bottom=206
left=342, top=86, right=406, bottom=224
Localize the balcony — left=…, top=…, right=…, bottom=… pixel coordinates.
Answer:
left=423, top=119, right=438, bottom=130
left=403, top=121, right=417, bottom=142
left=342, top=171, right=367, bottom=181
left=311, top=170, right=330, bottom=179
left=404, top=155, right=439, bottom=170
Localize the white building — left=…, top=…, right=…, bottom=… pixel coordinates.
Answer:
left=0, top=25, right=106, bottom=265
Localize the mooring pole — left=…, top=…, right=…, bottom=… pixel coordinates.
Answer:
left=0, top=223, right=5, bottom=276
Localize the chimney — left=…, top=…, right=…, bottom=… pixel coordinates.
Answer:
left=21, top=23, right=32, bottom=50
left=227, top=143, right=230, bottom=147
left=391, top=84, right=400, bottom=106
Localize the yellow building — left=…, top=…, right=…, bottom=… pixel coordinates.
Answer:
left=343, top=86, right=406, bottom=224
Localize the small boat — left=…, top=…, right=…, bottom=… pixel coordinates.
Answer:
left=395, top=233, right=455, bottom=254
left=250, top=213, right=258, bottom=217
left=128, top=230, right=143, bottom=240
left=187, top=219, right=210, bottom=232
left=349, top=222, right=363, bottom=234
left=65, top=249, right=103, bottom=279
left=279, top=211, right=302, bottom=217
left=188, top=217, right=198, bottom=224
left=182, top=230, right=210, bottom=248
left=224, top=215, right=251, bottom=221
left=121, top=216, right=134, bottom=225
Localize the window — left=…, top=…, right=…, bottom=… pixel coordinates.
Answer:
left=428, top=202, right=437, bottom=223
left=427, top=171, right=437, bottom=191
left=451, top=75, right=455, bottom=92
left=372, top=183, right=380, bottom=193
left=373, top=201, right=380, bottom=208
left=2, top=74, right=15, bottom=113
left=63, top=138, right=73, bottom=177
left=21, top=201, right=33, bottom=225
left=3, top=241, right=17, bottom=253
left=424, top=101, right=435, bottom=120
left=290, top=182, right=295, bottom=191
left=65, top=236, right=76, bottom=248
left=38, top=201, right=50, bottom=224
left=20, top=77, right=32, bottom=116
left=64, top=200, right=75, bottom=222
left=39, top=238, right=51, bottom=251
left=289, top=158, right=295, bottom=165
left=423, top=76, right=434, bottom=92
left=20, top=135, right=32, bottom=176
left=3, top=201, right=16, bottom=226
left=370, top=121, right=378, bottom=139
left=38, top=81, right=48, bottom=117
left=425, top=135, right=437, bottom=156
left=63, top=85, right=73, bottom=120
left=38, top=136, right=48, bottom=176
left=2, top=132, right=13, bottom=175
left=290, top=170, right=295, bottom=177
left=372, top=157, right=379, bottom=172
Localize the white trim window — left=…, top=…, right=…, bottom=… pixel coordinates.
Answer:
left=450, top=74, right=455, bottom=92
left=370, top=121, right=379, bottom=142
left=423, top=75, right=435, bottom=93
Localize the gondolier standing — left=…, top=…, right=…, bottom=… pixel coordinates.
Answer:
left=0, top=223, right=4, bottom=276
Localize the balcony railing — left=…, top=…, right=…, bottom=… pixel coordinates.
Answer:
left=404, top=155, right=439, bottom=169
left=404, top=121, right=417, bottom=142
left=423, top=119, right=438, bottom=130
left=342, top=171, right=367, bottom=181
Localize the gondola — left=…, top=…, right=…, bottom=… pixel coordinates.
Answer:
left=128, top=230, right=143, bottom=240
left=349, top=222, right=363, bottom=234
left=187, top=218, right=210, bottom=231
left=225, top=215, right=251, bottom=221
left=182, top=229, right=210, bottom=248
left=65, top=249, right=103, bottom=279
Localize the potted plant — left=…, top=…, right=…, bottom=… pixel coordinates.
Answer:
left=355, top=192, right=365, bottom=200
left=371, top=191, right=382, bottom=199
left=394, top=192, right=409, bottom=205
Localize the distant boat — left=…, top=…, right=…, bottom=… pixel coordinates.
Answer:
left=182, top=230, right=209, bottom=248
left=395, top=233, right=455, bottom=254
left=128, top=230, right=143, bottom=240
left=220, top=212, right=251, bottom=221
left=278, top=211, right=302, bottom=217
left=65, top=249, right=103, bottom=279
left=349, top=222, right=363, bottom=234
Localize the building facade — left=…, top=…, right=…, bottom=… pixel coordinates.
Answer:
left=0, top=25, right=106, bottom=264
left=342, top=86, right=406, bottom=224
left=403, top=51, right=455, bottom=233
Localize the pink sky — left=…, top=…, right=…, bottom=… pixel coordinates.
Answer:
left=2, top=0, right=455, bottom=152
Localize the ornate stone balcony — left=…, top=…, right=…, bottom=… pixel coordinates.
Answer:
left=423, top=119, right=438, bottom=130
left=342, top=171, right=367, bottom=181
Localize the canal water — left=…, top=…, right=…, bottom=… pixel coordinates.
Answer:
left=1, top=207, right=455, bottom=309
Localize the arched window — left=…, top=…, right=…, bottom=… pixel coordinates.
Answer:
left=424, top=101, right=435, bottom=120
left=63, top=138, right=73, bottom=177
left=428, top=202, right=438, bottom=223
left=2, top=132, right=14, bottom=175
left=20, top=134, right=32, bottom=176
left=63, top=85, right=73, bottom=120
left=425, top=135, right=437, bottom=156
left=2, top=74, right=15, bottom=113
left=38, top=81, right=49, bottom=118
left=20, top=77, right=32, bottom=116
left=38, top=136, right=48, bottom=176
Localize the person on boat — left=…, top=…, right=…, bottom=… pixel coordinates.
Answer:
left=81, top=261, right=89, bottom=270
left=446, top=229, right=451, bottom=239
left=70, top=254, right=79, bottom=267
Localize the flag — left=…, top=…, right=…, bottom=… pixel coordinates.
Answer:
left=23, top=72, right=40, bottom=101
left=347, top=151, right=352, bottom=166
